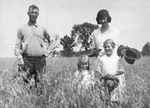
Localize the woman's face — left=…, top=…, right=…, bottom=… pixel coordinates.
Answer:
left=99, top=17, right=108, bottom=25
left=80, top=62, right=88, bottom=70
left=104, top=43, right=114, bottom=56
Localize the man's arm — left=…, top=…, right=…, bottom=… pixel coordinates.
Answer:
left=14, top=28, right=23, bottom=59
left=14, top=28, right=24, bottom=66
left=43, top=29, right=55, bottom=57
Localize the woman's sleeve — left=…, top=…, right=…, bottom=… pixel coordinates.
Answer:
left=91, top=32, right=97, bottom=49
left=118, top=58, right=125, bottom=72
left=95, top=58, right=103, bottom=73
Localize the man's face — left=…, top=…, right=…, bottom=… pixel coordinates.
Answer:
left=28, top=7, right=39, bottom=22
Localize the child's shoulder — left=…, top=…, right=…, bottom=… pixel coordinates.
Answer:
left=74, top=70, right=80, bottom=77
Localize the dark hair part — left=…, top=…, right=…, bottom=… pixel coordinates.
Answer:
left=103, top=39, right=116, bottom=49
left=28, top=5, right=39, bottom=12
left=78, top=55, right=90, bottom=71
left=96, top=9, right=111, bottom=24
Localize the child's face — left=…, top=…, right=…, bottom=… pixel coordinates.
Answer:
left=104, top=43, right=114, bottom=56
left=81, top=62, right=88, bottom=70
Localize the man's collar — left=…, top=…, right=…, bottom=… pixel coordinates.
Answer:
left=28, top=22, right=38, bottom=27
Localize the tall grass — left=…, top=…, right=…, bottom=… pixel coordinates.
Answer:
left=0, top=57, right=150, bottom=108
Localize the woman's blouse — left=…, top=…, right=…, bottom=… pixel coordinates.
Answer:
left=91, top=26, right=120, bottom=54
left=96, top=53, right=124, bottom=75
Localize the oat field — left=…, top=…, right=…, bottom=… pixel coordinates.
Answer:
left=0, top=57, right=150, bottom=108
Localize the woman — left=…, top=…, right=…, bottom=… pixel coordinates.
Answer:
left=91, top=9, right=120, bottom=57
left=96, top=39, right=125, bottom=107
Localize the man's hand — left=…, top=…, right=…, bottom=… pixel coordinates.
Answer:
left=18, top=58, right=24, bottom=65
left=18, top=58, right=26, bottom=71
left=44, top=52, right=50, bottom=58
left=44, top=50, right=51, bottom=58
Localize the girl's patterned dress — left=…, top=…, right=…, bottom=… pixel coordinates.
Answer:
left=74, top=70, right=95, bottom=89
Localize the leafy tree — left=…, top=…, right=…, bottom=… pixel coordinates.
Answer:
left=142, top=42, right=150, bottom=56
left=71, top=22, right=98, bottom=51
left=60, top=35, right=76, bottom=57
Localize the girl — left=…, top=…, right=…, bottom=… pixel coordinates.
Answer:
left=74, top=55, right=95, bottom=89
left=96, top=39, right=125, bottom=106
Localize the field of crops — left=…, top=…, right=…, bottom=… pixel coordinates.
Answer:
left=0, top=56, right=150, bottom=108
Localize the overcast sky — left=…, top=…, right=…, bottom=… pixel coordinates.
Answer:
left=0, top=0, right=150, bottom=57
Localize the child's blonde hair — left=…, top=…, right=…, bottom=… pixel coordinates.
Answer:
left=78, top=54, right=90, bottom=71
left=103, top=39, right=116, bottom=49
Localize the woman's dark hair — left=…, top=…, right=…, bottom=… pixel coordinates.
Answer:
left=96, top=9, right=111, bottom=24
left=78, top=55, right=90, bottom=71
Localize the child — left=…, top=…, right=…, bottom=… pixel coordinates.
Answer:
left=96, top=39, right=126, bottom=106
left=74, top=54, right=95, bottom=89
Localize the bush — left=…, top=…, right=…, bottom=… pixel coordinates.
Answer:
left=60, top=35, right=76, bottom=57
left=142, top=42, right=150, bottom=56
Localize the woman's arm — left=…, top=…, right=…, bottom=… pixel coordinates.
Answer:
left=115, top=58, right=125, bottom=76
left=95, top=58, right=104, bottom=79
left=91, top=32, right=97, bottom=49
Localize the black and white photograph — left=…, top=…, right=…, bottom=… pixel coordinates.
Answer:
left=0, top=0, right=150, bottom=108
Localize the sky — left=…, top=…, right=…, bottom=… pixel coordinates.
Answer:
left=0, top=0, right=150, bottom=57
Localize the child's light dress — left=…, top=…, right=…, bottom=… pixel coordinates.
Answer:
left=74, top=70, right=95, bottom=89
left=96, top=53, right=126, bottom=101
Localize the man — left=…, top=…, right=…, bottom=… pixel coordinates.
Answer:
left=14, top=5, right=53, bottom=85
